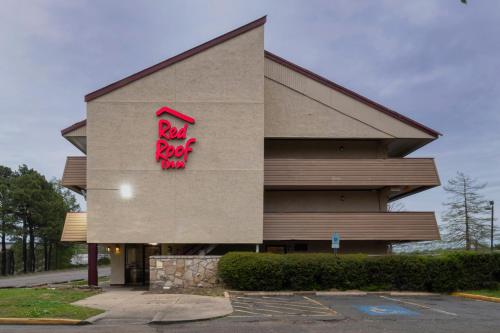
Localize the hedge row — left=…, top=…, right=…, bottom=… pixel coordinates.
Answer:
left=218, top=252, right=500, bottom=292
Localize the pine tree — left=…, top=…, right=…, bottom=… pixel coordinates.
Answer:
left=442, top=172, right=490, bottom=250
left=0, top=166, right=15, bottom=275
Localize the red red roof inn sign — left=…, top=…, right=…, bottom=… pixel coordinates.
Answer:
left=155, top=106, right=197, bottom=170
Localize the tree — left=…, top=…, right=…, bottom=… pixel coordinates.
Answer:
left=38, top=180, right=79, bottom=270
left=11, top=165, right=48, bottom=272
left=442, top=172, right=490, bottom=250
left=0, top=166, right=15, bottom=275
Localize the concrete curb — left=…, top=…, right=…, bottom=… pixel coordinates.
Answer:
left=149, top=312, right=233, bottom=325
left=227, top=290, right=439, bottom=297
left=0, top=318, right=87, bottom=325
left=452, top=292, right=500, bottom=303
left=81, top=312, right=108, bottom=324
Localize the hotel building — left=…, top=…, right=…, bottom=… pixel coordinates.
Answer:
left=60, top=17, right=441, bottom=285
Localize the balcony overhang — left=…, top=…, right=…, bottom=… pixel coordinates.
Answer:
left=61, top=120, right=86, bottom=154
left=61, top=156, right=87, bottom=195
left=264, top=212, right=440, bottom=241
left=264, top=158, right=440, bottom=200
left=61, top=212, right=87, bottom=242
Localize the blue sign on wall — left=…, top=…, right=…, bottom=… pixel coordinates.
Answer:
left=331, top=232, right=340, bottom=249
left=356, top=305, right=419, bottom=316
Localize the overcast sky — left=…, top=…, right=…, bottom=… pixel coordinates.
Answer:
left=1, top=0, right=499, bottom=225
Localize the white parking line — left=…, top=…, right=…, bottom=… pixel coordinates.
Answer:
left=232, top=308, right=271, bottom=316
left=380, top=296, right=458, bottom=316
left=233, top=303, right=287, bottom=313
left=262, top=296, right=299, bottom=301
left=236, top=296, right=325, bottom=306
left=234, top=301, right=330, bottom=314
left=303, top=296, right=337, bottom=315
left=234, top=297, right=327, bottom=310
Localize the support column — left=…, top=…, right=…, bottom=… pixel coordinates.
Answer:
left=88, top=243, right=98, bottom=286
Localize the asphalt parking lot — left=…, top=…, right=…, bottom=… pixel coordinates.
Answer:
left=220, top=293, right=500, bottom=332
left=2, top=294, right=500, bottom=333
left=228, top=295, right=339, bottom=319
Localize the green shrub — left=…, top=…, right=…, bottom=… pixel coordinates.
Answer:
left=218, top=251, right=500, bottom=292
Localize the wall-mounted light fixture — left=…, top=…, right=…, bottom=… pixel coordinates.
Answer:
left=114, top=245, right=121, bottom=255
left=85, top=183, right=135, bottom=201
left=120, top=184, right=133, bottom=199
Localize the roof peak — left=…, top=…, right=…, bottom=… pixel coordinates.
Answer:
left=85, top=16, right=267, bottom=102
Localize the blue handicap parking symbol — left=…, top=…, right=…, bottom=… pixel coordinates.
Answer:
left=356, top=305, right=419, bottom=316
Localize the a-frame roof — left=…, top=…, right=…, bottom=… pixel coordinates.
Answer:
left=84, top=16, right=267, bottom=102
left=76, top=16, right=439, bottom=138
left=264, top=51, right=440, bottom=138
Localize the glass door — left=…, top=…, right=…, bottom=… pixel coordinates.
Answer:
left=125, top=244, right=162, bottom=285
left=125, top=244, right=144, bottom=285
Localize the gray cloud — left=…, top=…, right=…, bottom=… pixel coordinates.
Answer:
left=1, top=0, right=499, bottom=221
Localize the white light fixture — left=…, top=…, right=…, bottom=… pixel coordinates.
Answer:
left=120, top=184, right=133, bottom=199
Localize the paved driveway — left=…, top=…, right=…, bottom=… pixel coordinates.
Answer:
left=0, top=266, right=110, bottom=288
left=73, top=287, right=233, bottom=324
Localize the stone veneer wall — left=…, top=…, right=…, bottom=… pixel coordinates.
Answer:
left=149, top=255, right=220, bottom=290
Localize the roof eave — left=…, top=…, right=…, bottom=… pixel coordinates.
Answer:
left=61, top=119, right=86, bottom=136
left=264, top=50, right=441, bottom=138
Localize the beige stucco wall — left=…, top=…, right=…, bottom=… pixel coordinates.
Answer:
left=265, top=191, right=383, bottom=213
left=264, top=59, right=434, bottom=139
left=86, top=26, right=264, bottom=244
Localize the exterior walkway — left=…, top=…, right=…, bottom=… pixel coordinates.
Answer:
left=73, top=287, right=233, bottom=324
left=0, top=266, right=110, bottom=288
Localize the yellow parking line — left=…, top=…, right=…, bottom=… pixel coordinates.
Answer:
left=380, top=296, right=457, bottom=316
left=452, top=292, right=500, bottom=303
left=303, top=296, right=338, bottom=315
left=234, top=299, right=329, bottom=312
left=235, top=297, right=326, bottom=309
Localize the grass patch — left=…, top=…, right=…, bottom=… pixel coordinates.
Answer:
left=462, top=289, right=500, bottom=298
left=0, top=288, right=103, bottom=320
left=62, top=276, right=110, bottom=287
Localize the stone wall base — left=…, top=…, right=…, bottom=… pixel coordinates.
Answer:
left=149, top=255, right=220, bottom=290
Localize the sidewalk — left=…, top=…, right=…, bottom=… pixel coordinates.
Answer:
left=73, top=287, right=233, bottom=324
left=0, top=266, right=110, bottom=288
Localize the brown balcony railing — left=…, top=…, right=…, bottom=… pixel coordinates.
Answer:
left=265, top=158, right=440, bottom=199
left=61, top=157, right=439, bottom=199
left=264, top=212, right=440, bottom=241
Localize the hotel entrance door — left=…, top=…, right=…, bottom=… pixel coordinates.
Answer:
left=125, top=244, right=161, bottom=285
